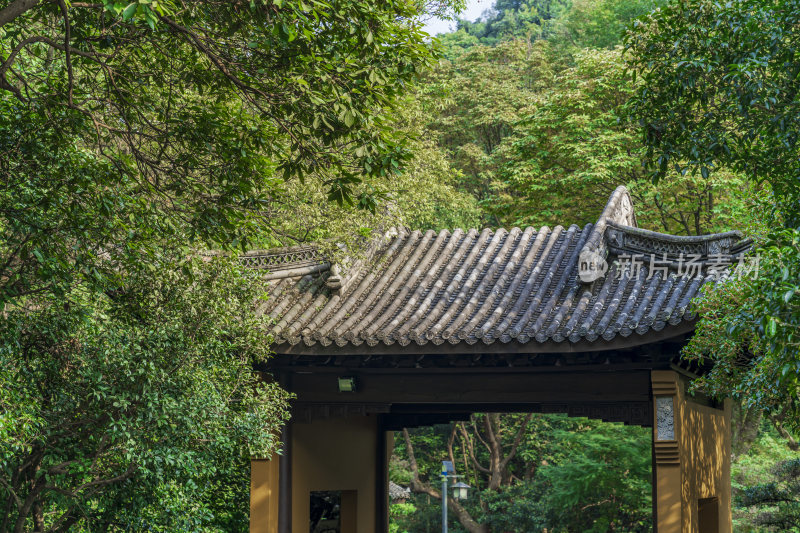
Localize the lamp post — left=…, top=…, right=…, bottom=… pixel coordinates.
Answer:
left=440, top=462, right=472, bottom=532
left=441, top=461, right=455, bottom=533
left=442, top=472, right=448, bottom=533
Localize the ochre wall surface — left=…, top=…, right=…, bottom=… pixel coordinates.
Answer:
left=680, top=398, right=732, bottom=532
left=652, top=371, right=732, bottom=533
left=292, top=415, right=379, bottom=533
left=250, top=416, right=386, bottom=533
left=250, top=456, right=280, bottom=533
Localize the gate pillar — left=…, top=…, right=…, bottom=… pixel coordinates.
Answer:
left=250, top=453, right=280, bottom=533
left=651, top=371, right=732, bottom=533
left=250, top=421, right=290, bottom=533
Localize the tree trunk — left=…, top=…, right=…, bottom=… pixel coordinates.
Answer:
left=0, top=0, right=41, bottom=29
left=770, top=414, right=799, bottom=452
left=731, top=402, right=762, bottom=459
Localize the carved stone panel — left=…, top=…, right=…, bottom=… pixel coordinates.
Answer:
left=656, top=396, right=675, bottom=441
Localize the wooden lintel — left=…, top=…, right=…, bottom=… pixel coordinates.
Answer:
left=287, top=369, right=651, bottom=406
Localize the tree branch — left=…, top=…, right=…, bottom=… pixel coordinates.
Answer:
left=770, top=414, right=799, bottom=452
left=0, top=0, right=41, bottom=28
left=499, top=413, right=533, bottom=470
left=57, top=0, right=74, bottom=105
left=457, top=422, right=490, bottom=474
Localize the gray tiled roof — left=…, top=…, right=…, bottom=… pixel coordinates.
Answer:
left=388, top=481, right=410, bottom=501
left=253, top=187, right=750, bottom=351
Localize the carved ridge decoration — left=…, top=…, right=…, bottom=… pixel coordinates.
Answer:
left=558, top=402, right=651, bottom=426
left=605, top=221, right=752, bottom=264
left=240, top=245, right=324, bottom=270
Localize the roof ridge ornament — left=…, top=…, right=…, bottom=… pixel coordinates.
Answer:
left=578, top=186, right=637, bottom=283
left=605, top=221, right=752, bottom=261
left=237, top=245, right=331, bottom=280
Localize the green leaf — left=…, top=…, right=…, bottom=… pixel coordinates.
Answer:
left=121, top=2, right=137, bottom=20
left=766, top=317, right=777, bottom=337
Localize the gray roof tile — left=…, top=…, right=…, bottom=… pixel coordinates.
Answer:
left=250, top=186, right=751, bottom=351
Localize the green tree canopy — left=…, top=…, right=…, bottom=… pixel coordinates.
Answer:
left=0, top=255, right=291, bottom=531
left=0, top=0, right=451, bottom=304
left=503, top=46, right=748, bottom=234
left=420, top=36, right=748, bottom=233
left=625, top=0, right=800, bottom=225
left=626, top=0, right=800, bottom=430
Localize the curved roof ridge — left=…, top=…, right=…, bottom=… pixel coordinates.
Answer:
left=582, top=185, right=638, bottom=257
left=605, top=220, right=752, bottom=259
left=606, top=220, right=745, bottom=243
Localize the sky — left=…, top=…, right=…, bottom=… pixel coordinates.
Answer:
left=423, top=0, right=494, bottom=36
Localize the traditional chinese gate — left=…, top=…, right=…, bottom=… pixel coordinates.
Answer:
left=248, top=187, right=750, bottom=533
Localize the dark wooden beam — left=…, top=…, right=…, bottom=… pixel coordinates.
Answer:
left=272, top=361, right=670, bottom=375
left=288, top=370, right=652, bottom=405
left=380, top=412, right=473, bottom=430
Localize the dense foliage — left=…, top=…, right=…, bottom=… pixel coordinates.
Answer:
left=738, top=458, right=800, bottom=531
left=732, top=421, right=800, bottom=531
left=421, top=1, right=749, bottom=234
left=0, top=0, right=466, bottom=530
left=0, top=256, right=291, bottom=531
left=626, top=0, right=800, bottom=224
left=0, top=0, right=456, bottom=304
left=685, top=228, right=800, bottom=429
left=393, top=415, right=652, bottom=533
left=439, top=0, right=661, bottom=51
left=626, top=0, right=800, bottom=434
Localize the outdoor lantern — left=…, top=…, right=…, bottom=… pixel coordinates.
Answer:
left=337, top=376, right=356, bottom=393
left=452, top=482, right=471, bottom=500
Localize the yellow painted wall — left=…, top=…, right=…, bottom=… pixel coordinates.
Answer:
left=654, top=461, right=682, bottom=533
left=251, top=456, right=280, bottom=533
left=652, top=371, right=732, bottom=533
left=292, top=415, right=379, bottom=533
left=679, top=397, right=732, bottom=532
